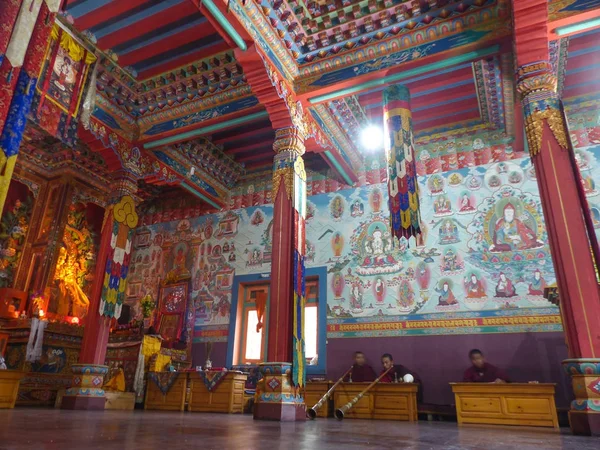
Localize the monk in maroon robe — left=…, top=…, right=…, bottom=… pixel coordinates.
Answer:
left=343, top=351, right=376, bottom=382
left=380, top=353, right=423, bottom=402
left=463, top=349, right=510, bottom=383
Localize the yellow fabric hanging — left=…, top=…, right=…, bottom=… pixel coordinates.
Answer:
left=142, top=336, right=162, bottom=357
left=151, top=354, right=171, bottom=372
left=51, top=24, right=97, bottom=64
left=103, top=368, right=126, bottom=392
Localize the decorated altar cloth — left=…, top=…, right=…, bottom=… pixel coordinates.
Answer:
left=197, top=370, right=229, bottom=392
left=147, top=372, right=180, bottom=395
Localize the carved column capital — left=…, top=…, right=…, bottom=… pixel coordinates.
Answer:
left=273, top=126, right=306, bottom=156
left=516, top=62, right=567, bottom=156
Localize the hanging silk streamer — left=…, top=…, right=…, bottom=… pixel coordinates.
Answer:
left=292, top=156, right=307, bottom=389
left=99, top=196, right=139, bottom=319
left=383, top=85, right=422, bottom=244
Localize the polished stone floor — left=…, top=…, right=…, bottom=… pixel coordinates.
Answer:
left=0, top=409, right=598, bottom=450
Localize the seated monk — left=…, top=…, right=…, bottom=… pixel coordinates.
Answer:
left=463, top=349, right=510, bottom=383
left=380, top=353, right=423, bottom=402
left=343, top=351, right=376, bottom=382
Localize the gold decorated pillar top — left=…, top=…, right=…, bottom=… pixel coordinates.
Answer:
left=273, top=126, right=306, bottom=156
left=516, top=61, right=568, bottom=155
left=272, top=126, right=306, bottom=202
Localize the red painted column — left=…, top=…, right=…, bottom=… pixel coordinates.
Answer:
left=62, top=175, right=139, bottom=410
left=254, top=126, right=307, bottom=421
left=512, top=0, right=600, bottom=435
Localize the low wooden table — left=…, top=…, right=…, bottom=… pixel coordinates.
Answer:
left=304, top=381, right=332, bottom=418
left=451, top=383, right=559, bottom=428
left=144, top=372, right=187, bottom=411
left=0, top=371, right=25, bottom=409
left=188, top=371, right=247, bottom=414
left=333, top=382, right=418, bottom=421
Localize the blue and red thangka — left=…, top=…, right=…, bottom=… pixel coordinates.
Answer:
left=99, top=196, right=138, bottom=319
left=383, top=84, right=422, bottom=244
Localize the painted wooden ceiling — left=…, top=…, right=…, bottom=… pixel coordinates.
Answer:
left=64, top=0, right=228, bottom=80
left=36, top=0, right=600, bottom=209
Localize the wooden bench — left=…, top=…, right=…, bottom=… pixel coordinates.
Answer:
left=188, top=372, right=247, bottom=414
left=333, top=382, right=418, bottom=421
left=450, top=383, right=559, bottom=428
left=144, top=372, right=187, bottom=411
left=304, top=381, right=332, bottom=418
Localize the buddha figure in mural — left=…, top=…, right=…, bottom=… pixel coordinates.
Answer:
left=464, top=273, right=487, bottom=298
left=490, top=203, right=540, bottom=252
left=495, top=272, right=517, bottom=298
left=458, top=193, right=476, bottom=214
left=528, top=269, right=547, bottom=296
left=438, top=219, right=459, bottom=245
left=397, top=280, right=415, bottom=310
left=435, top=281, right=458, bottom=306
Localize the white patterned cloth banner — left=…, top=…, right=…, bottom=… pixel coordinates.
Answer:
left=26, top=317, right=47, bottom=363
left=5, top=0, right=44, bottom=68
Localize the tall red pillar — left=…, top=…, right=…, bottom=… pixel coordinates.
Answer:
left=253, top=126, right=307, bottom=421
left=513, top=0, right=600, bottom=435
left=62, top=175, right=139, bottom=410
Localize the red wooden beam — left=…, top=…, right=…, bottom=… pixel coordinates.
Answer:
left=74, top=0, right=153, bottom=31
left=139, top=105, right=265, bottom=145
left=549, top=8, right=600, bottom=39
left=97, top=2, right=198, bottom=50
left=118, top=23, right=216, bottom=67
left=189, top=0, right=251, bottom=47
left=212, top=125, right=273, bottom=144
left=138, top=41, right=230, bottom=79
left=225, top=141, right=273, bottom=155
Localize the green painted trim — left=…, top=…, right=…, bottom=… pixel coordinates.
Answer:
left=143, top=111, right=269, bottom=149
left=202, top=0, right=247, bottom=51
left=309, top=46, right=500, bottom=104
left=555, top=17, right=600, bottom=36
left=324, top=150, right=353, bottom=186
left=180, top=183, right=222, bottom=209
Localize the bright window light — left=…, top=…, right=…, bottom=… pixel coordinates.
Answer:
left=244, top=310, right=263, bottom=361
left=360, top=124, right=383, bottom=151
left=304, top=305, right=318, bottom=360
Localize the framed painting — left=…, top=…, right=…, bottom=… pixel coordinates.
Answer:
left=155, top=281, right=189, bottom=343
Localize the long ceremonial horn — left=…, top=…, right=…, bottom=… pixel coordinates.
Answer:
left=334, top=366, right=393, bottom=420
left=307, top=366, right=353, bottom=420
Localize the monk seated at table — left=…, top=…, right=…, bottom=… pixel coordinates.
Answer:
left=463, top=349, right=510, bottom=383
left=380, top=353, right=423, bottom=402
left=343, top=351, right=376, bottom=382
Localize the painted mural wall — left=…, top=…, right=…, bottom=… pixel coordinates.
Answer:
left=127, top=152, right=578, bottom=345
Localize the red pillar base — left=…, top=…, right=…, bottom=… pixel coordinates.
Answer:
left=563, top=359, right=600, bottom=436
left=253, top=362, right=306, bottom=422
left=61, top=364, right=108, bottom=411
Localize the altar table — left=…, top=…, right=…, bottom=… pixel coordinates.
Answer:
left=144, top=372, right=188, bottom=411
left=304, top=381, right=332, bottom=418
left=450, top=383, right=559, bottom=428
left=0, top=371, right=25, bottom=408
left=333, top=382, right=418, bottom=421
left=188, top=371, right=247, bottom=414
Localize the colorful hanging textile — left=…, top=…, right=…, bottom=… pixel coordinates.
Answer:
left=292, top=155, right=307, bottom=389
left=197, top=371, right=229, bottom=392
left=29, top=23, right=97, bottom=146
left=148, top=372, right=179, bottom=395
left=4, top=0, right=44, bottom=69
left=383, top=84, right=422, bottom=244
left=99, top=195, right=139, bottom=319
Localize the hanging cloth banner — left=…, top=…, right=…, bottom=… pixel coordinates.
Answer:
left=29, top=23, right=97, bottom=146
left=383, top=84, right=422, bottom=244
left=99, top=195, right=139, bottom=320
left=4, top=0, right=44, bottom=69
